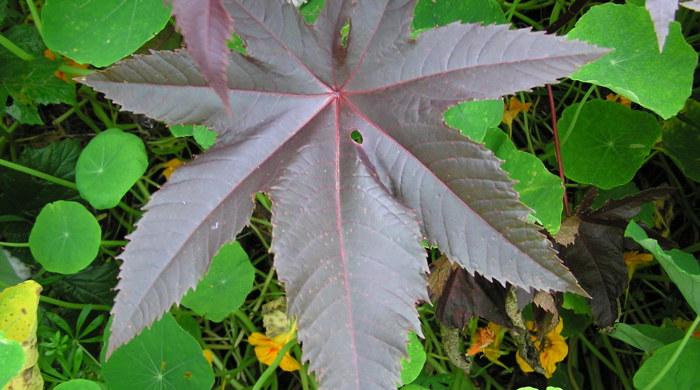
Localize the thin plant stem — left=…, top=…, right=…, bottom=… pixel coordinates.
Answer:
left=641, top=315, right=700, bottom=390
left=0, top=241, right=30, bottom=248
left=600, top=334, right=632, bottom=390
left=546, top=84, right=571, bottom=217
left=0, top=34, right=34, bottom=61
left=578, top=333, right=618, bottom=372
left=40, top=296, right=111, bottom=311
left=0, top=158, right=77, bottom=189
left=25, top=0, right=43, bottom=34
left=251, top=338, right=297, bottom=390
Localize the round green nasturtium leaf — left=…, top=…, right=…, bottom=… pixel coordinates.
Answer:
left=633, top=338, right=700, bottom=389
left=54, top=379, right=101, bottom=390
left=181, top=242, right=254, bottom=322
left=76, top=128, right=148, bottom=209
left=661, top=99, right=700, bottom=182
left=482, top=128, right=564, bottom=233
left=42, top=0, right=171, bottom=67
left=0, top=330, right=25, bottom=388
left=558, top=100, right=661, bottom=189
left=444, top=100, right=503, bottom=143
left=103, top=313, right=214, bottom=390
left=567, top=3, right=697, bottom=119
left=400, top=331, right=427, bottom=385
left=29, top=201, right=101, bottom=274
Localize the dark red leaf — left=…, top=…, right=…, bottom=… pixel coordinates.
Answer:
left=84, top=1, right=607, bottom=387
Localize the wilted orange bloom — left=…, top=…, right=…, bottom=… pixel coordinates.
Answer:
left=502, top=97, right=532, bottom=129
left=624, top=251, right=654, bottom=279
left=162, top=158, right=185, bottom=180
left=43, top=49, right=89, bottom=83
left=468, top=322, right=509, bottom=368
left=516, top=320, right=568, bottom=378
left=606, top=93, right=632, bottom=107
left=248, top=321, right=300, bottom=372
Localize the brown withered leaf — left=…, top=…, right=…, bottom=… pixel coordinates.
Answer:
left=428, top=255, right=459, bottom=301
left=560, top=187, right=674, bottom=327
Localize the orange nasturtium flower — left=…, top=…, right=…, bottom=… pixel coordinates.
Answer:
left=248, top=321, right=300, bottom=372
left=606, top=93, right=632, bottom=108
left=43, top=49, right=89, bottom=83
left=467, top=322, right=509, bottom=368
left=502, top=97, right=532, bottom=129
left=516, top=320, right=568, bottom=378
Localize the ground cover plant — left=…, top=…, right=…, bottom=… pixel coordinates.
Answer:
left=0, top=0, right=699, bottom=389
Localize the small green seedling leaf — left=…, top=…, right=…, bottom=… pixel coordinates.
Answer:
left=169, top=125, right=217, bottom=150
left=611, top=323, right=684, bottom=351
left=633, top=338, right=700, bottom=389
left=29, top=201, right=101, bottom=274
left=660, top=99, right=700, bottom=182
left=42, top=0, right=171, bottom=67
left=181, top=242, right=254, bottom=322
left=482, top=128, right=564, bottom=233
left=558, top=100, right=660, bottom=189
left=568, top=3, right=697, bottom=119
left=54, top=379, right=101, bottom=390
left=444, top=100, right=503, bottom=142
left=76, top=128, right=148, bottom=209
left=103, top=313, right=214, bottom=390
left=400, top=331, right=427, bottom=385
left=0, top=330, right=24, bottom=388
left=625, top=222, right=700, bottom=314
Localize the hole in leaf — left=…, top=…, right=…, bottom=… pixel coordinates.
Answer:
left=350, top=130, right=363, bottom=144
left=340, top=19, right=350, bottom=47
left=227, top=33, right=247, bottom=55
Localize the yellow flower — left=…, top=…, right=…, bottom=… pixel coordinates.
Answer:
left=624, top=251, right=654, bottom=279
left=248, top=321, right=300, bottom=372
left=516, top=320, right=568, bottom=378
left=606, top=93, right=632, bottom=108
left=162, top=158, right=184, bottom=180
left=502, top=97, right=532, bottom=129
left=467, top=322, right=509, bottom=369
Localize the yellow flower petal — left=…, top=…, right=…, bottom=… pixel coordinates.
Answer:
left=248, top=331, right=301, bottom=372
left=502, top=97, right=532, bottom=129
left=162, top=158, right=184, bottom=180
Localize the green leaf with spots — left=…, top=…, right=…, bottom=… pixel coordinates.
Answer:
left=400, top=331, right=427, bottom=385
left=180, top=242, right=254, bottom=322
left=660, top=99, right=700, bottom=182
left=558, top=100, right=660, bottom=189
left=75, top=128, right=148, bottom=209
left=42, top=0, right=171, bottom=67
left=103, top=313, right=214, bottom=390
left=567, top=3, right=697, bottom=119
left=444, top=100, right=503, bottom=142
left=483, top=128, right=564, bottom=233
left=28, top=201, right=101, bottom=274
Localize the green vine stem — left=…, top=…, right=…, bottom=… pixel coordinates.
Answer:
left=25, top=0, right=42, bottom=34
left=0, top=33, right=34, bottom=61
left=0, top=241, right=29, bottom=248
left=641, top=315, right=700, bottom=390
left=0, top=158, right=76, bottom=189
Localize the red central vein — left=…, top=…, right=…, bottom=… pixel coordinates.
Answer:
left=333, top=98, right=360, bottom=386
